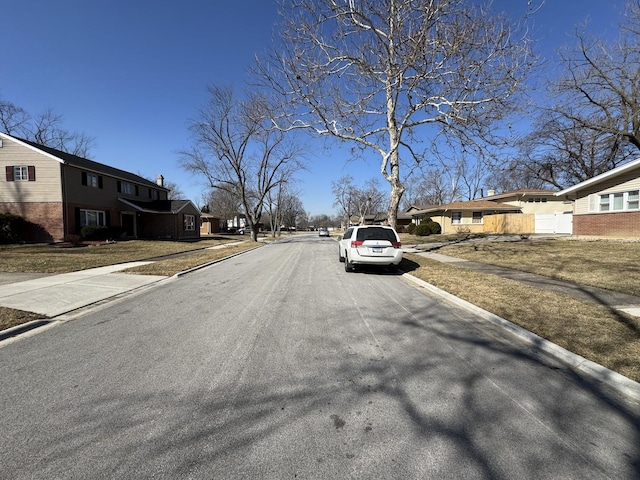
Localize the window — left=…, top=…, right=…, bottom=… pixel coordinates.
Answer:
left=5, top=165, right=35, bottom=181
left=452, top=212, right=462, bottom=224
left=149, top=189, right=159, bottom=200
left=117, top=181, right=136, bottom=195
left=613, top=193, right=624, bottom=210
left=599, top=190, right=640, bottom=212
left=82, top=172, right=102, bottom=188
left=184, top=214, right=195, bottom=231
left=14, top=166, right=28, bottom=181
left=472, top=211, right=483, bottom=224
left=80, top=209, right=106, bottom=227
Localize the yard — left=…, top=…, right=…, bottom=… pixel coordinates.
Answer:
left=398, top=234, right=640, bottom=383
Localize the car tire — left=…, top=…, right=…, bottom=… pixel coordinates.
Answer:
left=344, top=254, right=354, bottom=272
left=339, top=247, right=345, bottom=262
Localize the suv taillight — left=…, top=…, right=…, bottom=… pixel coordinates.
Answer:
left=391, top=241, right=401, bottom=248
left=351, top=240, right=363, bottom=247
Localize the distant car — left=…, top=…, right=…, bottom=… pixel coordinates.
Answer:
left=338, top=225, right=402, bottom=272
left=318, top=228, right=330, bottom=237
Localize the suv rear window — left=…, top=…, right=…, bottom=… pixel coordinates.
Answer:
left=355, top=227, right=397, bottom=242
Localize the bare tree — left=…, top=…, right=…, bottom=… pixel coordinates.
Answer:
left=0, top=98, right=95, bottom=156
left=332, top=175, right=356, bottom=227
left=164, top=181, right=184, bottom=201
left=332, top=175, right=386, bottom=226
left=404, top=166, right=459, bottom=208
left=0, top=99, right=30, bottom=137
left=279, top=192, right=306, bottom=231
left=180, top=85, right=305, bottom=241
left=516, top=1, right=640, bottom=188
left=264, top=183, right=305, bottom=236
left=256, top=0, right=535, bottom=228
left=205, top=187, right=243, bottom=225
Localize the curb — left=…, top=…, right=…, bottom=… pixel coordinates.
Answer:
left=401, top=272, right=640, bottom=403
left=0, top=319, right=52, bottom=342
left=174, top=244, right=264, bottom=277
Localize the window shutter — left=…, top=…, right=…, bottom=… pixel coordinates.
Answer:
left=117, top=181, right=121, bottom=193
left=105, top=210, right=111, bottom=227
left=81, top=172, right=87, bottom=186
left=5, top=166, right=14, bottom=181
left=135, top=185, right=139, bottom=196
left=75, top=208, right=81, bottom=233
left=98, top=176, right=103, bottom=189
left=27, top=166, right=36, bottom=181
left=588, top=194, right=598, bottom=212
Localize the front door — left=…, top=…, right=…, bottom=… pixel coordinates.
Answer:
left=121, top=213, right=136, bottom=237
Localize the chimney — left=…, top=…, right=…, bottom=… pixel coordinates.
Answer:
left=156, top=174, right=164, bottom=187
left=487, top=189, right=495, bottom=197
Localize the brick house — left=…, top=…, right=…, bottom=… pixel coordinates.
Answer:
left=555, top=158, right=640, bottom=237
left=0, top=132, right=200, bottom=242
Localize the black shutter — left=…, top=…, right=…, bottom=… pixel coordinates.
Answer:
left=27, top=166, right=36, bottom=181
left=75, top=207, right=81, bottom=234
left=5, top=166, right=14, bottom=181
left=81, top=172, right=87, bottom=186
left=105, top=210, right=111, bottom=227
left=98, top=176, right=103, bottom=189
left=135, top=185, right=139, bottom=196
left=117, top=181, right=121, bottom=193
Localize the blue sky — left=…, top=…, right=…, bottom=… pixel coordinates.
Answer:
left=0, top=0, right=625, bottom=216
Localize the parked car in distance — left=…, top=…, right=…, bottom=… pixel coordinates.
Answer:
left=318, top=228, right=330, bottom=237
left=338, top=225, right=402, bottom=272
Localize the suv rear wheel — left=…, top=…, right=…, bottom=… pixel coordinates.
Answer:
left=344, top=254, right=354, bottom=272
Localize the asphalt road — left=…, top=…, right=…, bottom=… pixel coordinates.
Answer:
left=1, top=233, right=639, bottom=479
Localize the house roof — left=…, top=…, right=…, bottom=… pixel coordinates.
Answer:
left=555, top=158, right=640, bottom=196
left=412, top=200, right=521, bottom=215
left=1, top=132, right=168, bottom=192
left=119, top=198, right=199, bottom=215
left=476, top=189, right=559, bottom=201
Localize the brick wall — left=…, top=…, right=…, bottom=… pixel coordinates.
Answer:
left=0, top=202, right=64, bottom=242
left=574, top=211, right=640, bottom=237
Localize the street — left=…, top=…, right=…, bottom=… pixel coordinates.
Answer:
left=1, top=233, right=639, bottom=479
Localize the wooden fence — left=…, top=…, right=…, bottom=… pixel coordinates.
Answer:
left=483, top=213, right=535, bottom=234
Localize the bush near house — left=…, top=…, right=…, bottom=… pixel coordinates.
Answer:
left=0, top=213, right=27, bottom=244
left=406, top=223, right=416, bottom=235
left=415, top=218, right=442, bottom=236
left=80, top=226, right=125, bottom=241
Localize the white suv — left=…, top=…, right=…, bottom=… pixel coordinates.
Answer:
left=338, top=225, right=403, bottom=272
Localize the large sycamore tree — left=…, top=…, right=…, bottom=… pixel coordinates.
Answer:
left=257, top=0, right=534, bottom=228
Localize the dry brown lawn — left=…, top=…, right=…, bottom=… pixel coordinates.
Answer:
left=435, top=238, right=640, bottom=297
left=398, top=236, right=640, bottom=382
left=0, top=237, right=248, bottom=274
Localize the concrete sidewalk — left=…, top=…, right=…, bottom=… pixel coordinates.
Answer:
left=0, top=263, right=167, bottom=318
